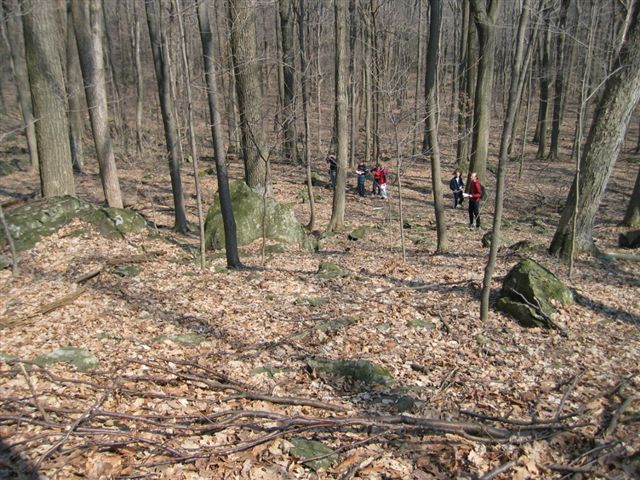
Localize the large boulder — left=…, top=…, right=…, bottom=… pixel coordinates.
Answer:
left=497, top=259, right=573, bottom=328
left=204, top=180, right=315, bottom=250
left=0, top=196, right=147, bottom=251
left=619, top=230, right=640, bottom=249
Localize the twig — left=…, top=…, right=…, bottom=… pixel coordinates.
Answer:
left=479, top=460, right=516, bottom=480
left=554, top=375, right=579, bottom=422
left=18, top=362, right=51, bottom=423
left=38, top=286, right=88, bottom=315
left=225, top=392, right=348, bottom=412
left=548, top=463, right=594, bottom=473
left=604, top=395, right=638, bottom=438
left=33, top=377, right=119, bottom=471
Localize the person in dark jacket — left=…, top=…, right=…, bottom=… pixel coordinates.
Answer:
left=355, top=162, right=369, bottom=197
left=449, top=169, right=464, bottom=208
left=326, top=154, right=337, bottom=189
left=463, top=172, right=482, bottom=228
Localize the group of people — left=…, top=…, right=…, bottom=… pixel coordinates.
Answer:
left=450, top=169, right=483, bottom=229
left=326, top=155, right=390, bottom=199
left=326, top=155, right=483, bottom=228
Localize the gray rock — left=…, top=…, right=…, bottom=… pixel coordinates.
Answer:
left=307, top=358, right=393, bottom=385
left=347, top=226, right=368, bottom=241
left=315, top=261, right=350, bottom=279
left=619, top=230, right=640, bottom=249
left=33, top=347, right=99, bottom=371
left=113, top=265, right=140, bottom=277
left=154, top=334, right=207, bottom=345
left=205, top=181, right=316, bottom=251
left=497, top=259, right=573, bottom=328
left=0, top=255, right=11, bottom=270
left=0, top=196, right=147, bottom=251
left=289, top=438, right=338, bottom=471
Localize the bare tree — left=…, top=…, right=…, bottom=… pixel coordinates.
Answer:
left=278, top=0, right=298, bottom=162
left=2, top=0, right=38, bottom=172
left=328, top=0, right=349, bottom=232
left=424, top=0, right=447, bottom=253
left=72, top=0, right=123, bottom=208
left=197, top=0, right=241, bottom=269
left=145, top=0, right=187, bottom=233
left=481, top=0, right=532, bottom=321
left=550, top=1, right=640, bottom=257
left=65, top=1, right=85, bottom=174
left=228, top=0, right=269, bottom=194
left=22, top=0, right=75, bottom=197
left=468, top=0, right=501, bottom=184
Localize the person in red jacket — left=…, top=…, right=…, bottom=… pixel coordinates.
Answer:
left=463, top=172, right=482, bottom=228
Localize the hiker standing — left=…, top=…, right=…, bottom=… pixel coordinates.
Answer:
left=372, top=164, right=390, bottom=199
left=449, top=169, right=464, bottom=208
left=463, top=172, right=482, bottom=228
left=327, top=154, right=337, bottom=189
left=355, top=162, right=369, bottom=197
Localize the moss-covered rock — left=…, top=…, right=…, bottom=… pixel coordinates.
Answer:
left=347, top=226, right=368, bottom=241
left=289, top=438, right=338, bottom=471
left=0, top=196, right=148, bottom=251
left=315, top=261, right=349, bottom=280
left=0, top=255, right=11, bottom=270
left=113, top=265, right=140, bottom=277
left=293, top=296, right=328, bottom=307
left=497, top=259, right=573, bottom=328
left=481, top=231, right=511, bottom=248
left=0, top=158, right=26, bottom=177
left=407, top=318, right=435, bottom=329
left=619, top=230, right=640, bottom=249
left=306, top=358, right=393, bottom=385
left=154, top=334, right=207, bottom=345
left=33, top=347, right=99, bottom=371
left=317, top=316, right=356, bottom=332
left=205, top=181, right=313, bottom=251
left=310, top=171, right=327, bottom=187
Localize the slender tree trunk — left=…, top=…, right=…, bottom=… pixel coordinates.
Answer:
left=101, top=0, right=124, bottom=136
left=228, top=0, right=269, bottom=194
left=481, top=0, right=531, bottom=321
left=66, top=3, right=84, bottom=174
left=362, top=2, right=372, bottom=166
left=413, top=0, right=424, bottom=158
left=197, top=0, right=241, bottom=268
left=425, top=0, right=447, bottom=253
left=2, top=0, right=38, bottom=172
left=468, top=0, right=500, bottom=185
left=455, top=0, right=470, bottom=166
left=328, top=0, right=349, bottom=232
left=72, top=0, right=123, bottom=208
left=348, top=0, right=357, bottom=167
left=278, top=0, right=298, bottom=162
left=175, top=0, right=205, bottom=268
left=297, top=0, right=316, bottom=230
left=22, top=0, right=75, bottom=197
left=549, top=0, right=570, bottom=160
left=536, top=4, right=552, bottom=158
left=550, top=1, right=640, bottom=258
left=131, top=1, right=143, bottom=156
left=145, top=0, right=187, bottom=233
left=623, top=166, right=640, bottom=227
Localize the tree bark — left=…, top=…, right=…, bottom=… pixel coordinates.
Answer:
left=328, top=0, right=349, bottom=232
left=2, top=0, right=38, bottom=172
left=536, top=3, right=552, bottom=159
left=481, top=0, right=531, bottom=321
left=228, top=0, right=269, bottom=194
left=623, top=166, right=640, bottom=227
left=131, top=0, right=144, bottom=156
left=65, top=2, right=85, bottom=174
left=72, top=0, right=123, bottom=208
left=22, top=0, right=75, bottom=197
left=455, top=0, right=471, bottom=166
left=278, top=0, right=298, bottom=162
left=548, top=0, right=570, bottom=160
left=550, top=1, right=640, bottom=257
left=425, top=0, right=447, bottom=253
left=145, top=0, right=187, bottom=233
left=197, top=0, right=241, bottom=268
left=468, top=0, right=500, bottom=184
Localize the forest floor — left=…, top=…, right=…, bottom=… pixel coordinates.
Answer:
left=1, top=124, right=639, bottom=479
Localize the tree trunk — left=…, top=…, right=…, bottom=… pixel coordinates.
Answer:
left=2, top=0, right=38, bottom=172
left=548, top=0, right=570, bottom=160
left=197, top=0, right=241, bottom=268
left=536, top=4, right=552, bottom=159
left=481, top=0, right=531, bottom=321
left=131, top=0, right=144, bottom=156
left=66, top=2, right=85, bottom=174
left=145, top=0, right=187, bottom=233
left=550, top=1, right=640, bottom=258
left=101, top=0, right=125, bottom=136
left=72, top=0, right=123, bottom=208
left=468, top=0, right=500, bottom=185
left=348, top=0, right=357, bottom=168
left=328, top=0, right=349, bottom=232
left=228, top=0, right=269, bottom=194
left=278, top=0, right=298, bottom=162
left=297, top=0, right=316, bottom=230
left=623, top=166, right=640, bottom=227
left=22, top=0, right=75, bottom=197
left=425, top=0, right=447, bottom=253
left=455, top=0, right=470, bottom=166
left=362, top=2, right=372, bottom=166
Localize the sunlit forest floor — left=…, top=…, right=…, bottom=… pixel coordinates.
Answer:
left=1, top=108, right=639, bottom=478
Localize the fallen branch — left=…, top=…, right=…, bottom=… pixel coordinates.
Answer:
left=38, top=286, right=88, bottom=316
left=479, top=460, right=516, bottom=480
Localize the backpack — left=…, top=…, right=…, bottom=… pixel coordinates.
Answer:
left=480, top=185, right=487, bottom=201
